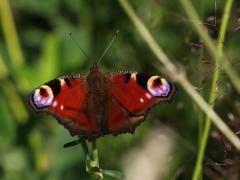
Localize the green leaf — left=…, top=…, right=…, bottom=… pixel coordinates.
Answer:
left=101, top=170, right=126, bottom=180
left=63, top=138, right=83, bottom=148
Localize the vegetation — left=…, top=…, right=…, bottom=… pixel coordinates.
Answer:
left=1, top=0, right=240, bottom=179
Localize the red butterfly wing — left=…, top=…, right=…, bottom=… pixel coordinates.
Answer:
left=29, top=65, right=177, bottom=139
left=28, top=74, right=101, bottom=137
left=104, top=71, right=177, bottom=135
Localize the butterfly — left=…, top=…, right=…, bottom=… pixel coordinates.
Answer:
left=28, top=32, right=177, bottom=139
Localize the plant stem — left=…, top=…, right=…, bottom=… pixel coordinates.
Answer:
left=92, top=139, right=99, bottom=166
left=81, top=140, right=89, bottom=159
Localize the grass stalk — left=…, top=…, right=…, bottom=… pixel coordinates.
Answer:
left=189, top=0, right=233, bottom=179
left=118, top=0, right=240, bottom=150
left=179, top=0, right=240, bottom=93
left=0, top=0, right=24, bottom=68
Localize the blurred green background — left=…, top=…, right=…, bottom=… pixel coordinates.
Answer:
left=1, top=0, right=240, bottom=179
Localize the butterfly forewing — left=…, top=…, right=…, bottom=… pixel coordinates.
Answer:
left=29, top=74, right=102, bottom=138
left=106, top=71, right=177, bottom=114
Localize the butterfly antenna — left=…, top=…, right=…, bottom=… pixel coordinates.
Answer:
left=69, top=32, right=93, bottom=65
left=97, top=30, right=119, bottom=65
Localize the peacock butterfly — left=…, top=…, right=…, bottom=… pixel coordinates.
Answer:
left=28, top=31, right=177, bottom=139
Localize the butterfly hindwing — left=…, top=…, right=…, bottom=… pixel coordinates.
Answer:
left=107, top=96, right=146, bottom=136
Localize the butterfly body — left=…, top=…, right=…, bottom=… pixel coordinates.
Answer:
left=29, top=63, right=177, bottom=139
